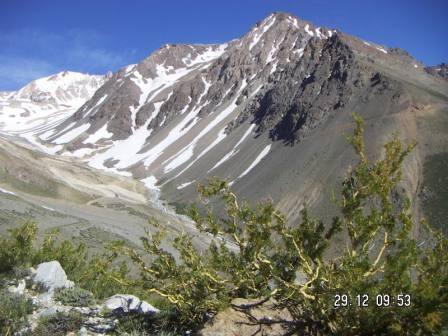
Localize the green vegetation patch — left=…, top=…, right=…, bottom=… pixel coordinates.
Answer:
left=0, top=289, right=34, bottom=335
left=112, top=115, right=448, bottom=335
left=54, top=287, right=96, bottom=307
left=34, top=311, right=84, bottom=336
left=0, top=222, right=139, bottom=300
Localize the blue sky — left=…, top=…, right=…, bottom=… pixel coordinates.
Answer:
left=1, top=0, right=447, bottom=90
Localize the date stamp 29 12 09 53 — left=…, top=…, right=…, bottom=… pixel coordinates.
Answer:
left=334, top=294, right=411, bottom=308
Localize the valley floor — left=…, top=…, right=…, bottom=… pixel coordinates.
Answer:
left=0, top=134, right=214, bottom=256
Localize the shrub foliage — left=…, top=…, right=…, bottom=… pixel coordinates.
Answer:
left=0, top=289, right=34, bottom=336
left=118, top=115, right=447, bottom=334
left=0, top=223, right=133, bottom=300
left=33, top=311, right=84, bottom=336
left=54, top=287, right=96, bottom=307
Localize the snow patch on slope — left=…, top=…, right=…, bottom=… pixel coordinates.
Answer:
left=83, top=94, right=108, bottom=118
left=137, top=78, right=211, bottom=169
left=304, top=24, right=314, bottom=37
left=0, top=71, right=105, bottom=154
left=141, top=175, right=159, bottom=191
left=209, top=149, right=239, bottom=172
left=209, top=123, right=256, bottom=172
left=235, top=123, right=256, bottom=148
left=86, top=101, right=160, bottom=173
left=177, top=180, right=196, bottom=190
left=250, top=16, right=276, bottom=50
left=186, top=44, right=228, bottom=67
left=165, top=80, right=248, bottom=177
left=0, top=187, right=16, bottom=196
left=83, top=124, right=113, bottom=144
left=53, top=123, right=90, bottom=144
left=237, top=144, right=271, bottom=179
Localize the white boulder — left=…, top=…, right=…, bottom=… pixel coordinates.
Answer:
left=33, top=261, right=74, bottom=292
left=102, top=294, right=159, bottom=315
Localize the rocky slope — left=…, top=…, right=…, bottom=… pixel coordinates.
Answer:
left=1, top=12, right=448, bottom=228
left=0, top=136, right=216, bottom=256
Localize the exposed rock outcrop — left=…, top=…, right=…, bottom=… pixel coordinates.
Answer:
left=102, top=294, right=159, bottom=315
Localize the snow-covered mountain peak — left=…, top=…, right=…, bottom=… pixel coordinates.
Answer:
left=12, top=71, right=106, bottom=105
left=0, top=71, right=107, bottom=134
left=241, top=12, right=335, bottom=60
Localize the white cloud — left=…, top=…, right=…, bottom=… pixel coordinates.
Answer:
left=68, top=45, right=128, bottom=69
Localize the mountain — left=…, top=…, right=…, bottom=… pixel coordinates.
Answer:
left=1, top=12, right=448, bottom=228
left=0, top=71, right=108, bottom=153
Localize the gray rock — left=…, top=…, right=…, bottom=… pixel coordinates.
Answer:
left=39, top=305, right=70, bottom=317
left=102, top=294, right=159, bottom=315
left=73, top=306, right=99, bottom=316
left=7, top=279, right=26, bottom=295
left=33, top=261, right=74, bottom=292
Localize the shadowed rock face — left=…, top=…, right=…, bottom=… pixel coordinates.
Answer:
left=237, top=34, right=367, bottom=144
left=2, top=12, right=448, bottom=227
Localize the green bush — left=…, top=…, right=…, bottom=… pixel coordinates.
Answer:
left=0, top=222, right=137, bottom=300
left=117, top=115, right=448, bottom=334
left=0, top=221, right=37, bottom=274
left=0, top=289, right=34, bottom=336
left=33, top=311, right=84, bottom=336
left=32, top=228, right=133, bottom=300
left=114, top=311, right=180, bottom=336
left=54, top=287, right=95, bottom=307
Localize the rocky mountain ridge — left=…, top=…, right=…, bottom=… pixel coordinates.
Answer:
left=1, top=12, right=447, bottom=225
left=425, top=62, right=448, bottom=80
